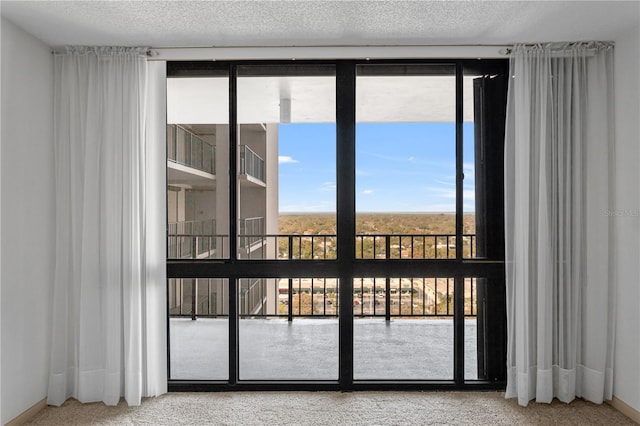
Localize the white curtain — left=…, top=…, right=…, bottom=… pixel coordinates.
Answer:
left=505, top=42, right=615, bottom=406
left=48, top=47, right=167, bottom=407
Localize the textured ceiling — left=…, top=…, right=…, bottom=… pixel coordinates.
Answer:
left=1, top=1, right=639, bottom=48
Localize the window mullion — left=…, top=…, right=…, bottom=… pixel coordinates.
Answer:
left=336, top=61, right=356, bottom=385
left=454, top=63, right=465, bottom=384
left=228, top=63, right=239, bottom=384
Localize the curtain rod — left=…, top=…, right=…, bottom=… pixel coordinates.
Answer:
left=500, top=47, right=601, bottom=58
left=501, top=41, right=614, bottom=57
left=146, top=45, right=512, bottom=61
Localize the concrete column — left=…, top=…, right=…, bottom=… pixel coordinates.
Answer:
left=215, top=124, right=230, bottom=257
left=265, top=123, right=280, bottom=314
left=177, top=188, right=186, bottom=222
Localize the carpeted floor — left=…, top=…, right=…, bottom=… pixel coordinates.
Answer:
left=24, top=392, right=636, bottom=425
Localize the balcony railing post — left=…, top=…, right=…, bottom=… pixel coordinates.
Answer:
left=188, top=132, right=192, bottom=167
left=385, top=277, right=391, bottom=321
left=200, top=137, right=204, bottom=170
left=385, top=235, right=390, bottom=261
left=191, top=279, right=197, bottom=321
left=446, top=235, right=450, bottom=258
left=323, top=278, right=327, bottom=316
left=170, top=124, right=176, bottom=162
left=288, top=236, right=294, bottom=321
left=288, top=278, right=293, bottom=322
left=288, top=234, right=294, bottom=261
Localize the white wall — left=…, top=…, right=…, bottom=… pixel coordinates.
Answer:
left=613, top=19, right=640, bottom=413
left=0, top=17, right=54, bottom=424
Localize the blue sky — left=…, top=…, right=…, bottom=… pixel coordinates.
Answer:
left=278, top=122, right=475, bottom=213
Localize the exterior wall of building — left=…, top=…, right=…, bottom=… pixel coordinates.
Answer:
left=168, top=119, right=277, bottom=313
left=185, top=189, right=216, bottom=223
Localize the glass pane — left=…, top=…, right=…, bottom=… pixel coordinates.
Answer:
left=464, top=277, right=478, bottom=380
left=353, top=277, right=454, bottom=380
left=356, top=65, right=457, bottom=260
left=236, top=65, right=336, bottom=260
left=169, top=278, right=229, bottom=380
left=238, top=278, right=339, bottom=380
left=463, top=72, right=478, bottom=258
left=167, top=75, right=230, bottom=259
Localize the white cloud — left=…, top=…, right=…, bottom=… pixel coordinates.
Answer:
left=361, top=189, right=374, bottom=195
left=279, top=155, right=298, bottom=164
left=319, top=182, right=336, bottom=192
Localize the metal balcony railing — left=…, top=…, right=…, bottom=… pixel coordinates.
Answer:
left=236, top=233, right=475, bottom=260
left=168, top=219, right=217, bottom=259
left=168, top=276, right=477, bottom=321
left=238, top=217, right=266, bottom=249
left=168, top=232, right=478, bottom=320
left=167, top=124, right=215, bottom=174
left=239, top=145, right=265, bottom=183
left=239, top=278, right=268, bottom=316
left=168, top=278, right=225, bottom=319
left=168, top=232, right=476, bottom=260
left=355, top=234, right=476, bottom=259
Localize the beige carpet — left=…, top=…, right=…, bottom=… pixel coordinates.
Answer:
left=25, top=392, right=635, bottom=425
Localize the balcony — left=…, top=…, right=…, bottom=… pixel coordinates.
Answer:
left=168, top=219, right=219, bottom=259
left=170, top=317, right=479, bottom=380
left=168, top=277, right=479, bottom=380
left=239, top=144, right=265, bottom=185
left=238, top=217, right=266, bottom=253
left=167, top=124, right=215, bottom=174
left=168, top=233, right=481, bottom=381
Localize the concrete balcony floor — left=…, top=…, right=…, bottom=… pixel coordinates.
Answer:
left=170, top=318, right=479, bottom=381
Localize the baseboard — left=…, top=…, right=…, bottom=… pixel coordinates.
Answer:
left=6, top=398, right=47, bottom=426
left=609, top=396, right=640, bottom=424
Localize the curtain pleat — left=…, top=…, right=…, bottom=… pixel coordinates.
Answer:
left=504, top=42, right=615, bottom=406
left=48, top=47, right=166, bottom=407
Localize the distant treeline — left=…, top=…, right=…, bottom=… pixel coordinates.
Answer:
left=279, top=213, right=475, bottom=235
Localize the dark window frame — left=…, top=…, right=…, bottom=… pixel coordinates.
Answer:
left=166, top=58, right=508, bottom=391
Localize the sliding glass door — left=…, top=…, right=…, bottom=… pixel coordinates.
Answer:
left=235, top=65, right=339, bottom=380
left=166, top=59, right=507, bottom=389
left=353, top=64, right=458, bottom=380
